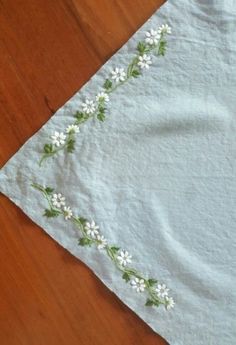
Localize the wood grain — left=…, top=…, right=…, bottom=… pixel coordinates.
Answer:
left=0, top=1, right=168, bottom=344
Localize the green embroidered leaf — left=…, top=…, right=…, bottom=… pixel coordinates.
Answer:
left=158, top=40, right=167, bottom=56
left=127, top=57, right=139, bottom=77
left=145, top=299, right=155, bottom=306
left=145, top=298, right=160, bottom=307
left=148, top=278, right=158, bottom=286
left=74, top=111, right=89, bottom=124
left=153, top=300, right=160, bottom=307
left=122, top=272, right=130, bottom=282
left=98, top=104, right=106, bottom=111
left=74, top=111, right=84, bottom=119
left=97, top=112, right=106, bottom=122
left=44, top=143, right=53, bottom=154
left=78, top=217, right=87, bottom=225
left=131, top=69, right=141, bottom=78
left=137, top=41, right=148, bottom=54
left=66, top=138, right=76, bottom=153
left=110, top=246, right=120, bottom=254
left=45, top=187, right=54, bottom=194
left=44, top=209, right=60, bottom=217
left=79, top=237, right=93, bottom=246
left=103, top=79, right=112, bottom=90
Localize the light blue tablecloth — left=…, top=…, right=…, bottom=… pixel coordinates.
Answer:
left=0, top=1, right=235, bottom=344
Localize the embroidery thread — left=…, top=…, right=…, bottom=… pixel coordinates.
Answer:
left=39, top=24, right=172, bottom=166
left=32, top=182, right=175, bottom=310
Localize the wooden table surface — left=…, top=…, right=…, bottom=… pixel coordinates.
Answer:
left=0, top=1, right=168, bottom=344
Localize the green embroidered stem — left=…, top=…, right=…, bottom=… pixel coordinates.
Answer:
left=39, top=131, right=77, bottom=166
left=38, top=26, right=171, bottom=166
left=31, top=182, right=175, bottom=310
left=39, top=146, right=65, bottom=167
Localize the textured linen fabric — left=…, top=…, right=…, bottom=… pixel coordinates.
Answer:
left=0, top=1, right=235, bottom=344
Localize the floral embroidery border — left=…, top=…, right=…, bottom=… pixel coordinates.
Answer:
left=39, top=24, right=172, bottom=166
left=34, top=23, right=175, bottom=310
left=32, top=182, right=175, bottom=310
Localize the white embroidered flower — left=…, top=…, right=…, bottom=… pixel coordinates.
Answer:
left=96, top=91, right=110, bottom=103
left=82, top=99, right=96, bottom=114
left=145, top=29, right=160, bottom=45
left=51, top=193, right=66, bottom=208
left=165, top=296, right=175, bottom=310
left=51, top=131, right=66, bottom=147
left=155, top=284, right=169, bottom=298
left=111, top=67, right=126, bottom=83
left=130, top=278, right=146, bottom=293
left=66, top=124, right=80, bottom=134
left=85, top=220, right=99, bottom=238
left=138, top=54, right=152, bottom=69
left=96, top=235, right=108, bottom=250
left=158, top=24, right=171, bottom=35
left=117, top=250, right=132, bottom=266
left=63, top=206, right=73, bottom=220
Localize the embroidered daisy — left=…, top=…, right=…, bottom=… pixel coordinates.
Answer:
left=158, top=24, right=171, bottom=35
left=145, top=29, right=160, bottom=45
left=96, top=91, right=110, bottom=103
left=96, top=235, right=108, bottom=250
left=155, top=284, right=169, bottom=298
left=85, top=220, right=99, bottom=238
left=138, top=54, right=152, bottom=69
left=51, top=193, right=66, bottom=208
left=130, top=278, right=146, bottom=293
left=111, top=67, right=126, bottom=83
left=82, top=99, right=96, bottom=114
left=51, top=131, right=66, bottom=147
left=165, top=296, right=175, bottom=310
left=63, top=206, right=73, bottom=220
left=117, top=250, right=132, bottom=266
left=66, top=124, right=80, bottom=134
